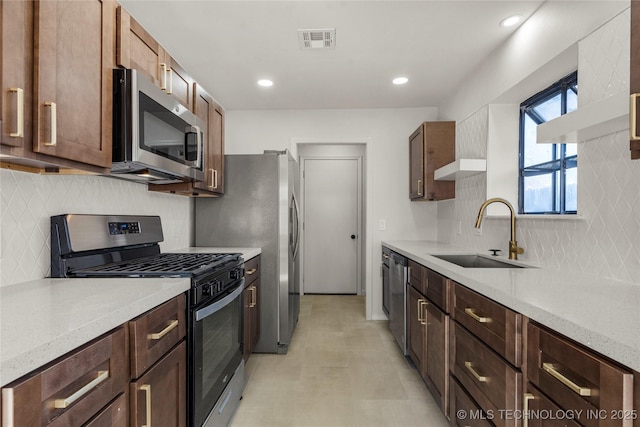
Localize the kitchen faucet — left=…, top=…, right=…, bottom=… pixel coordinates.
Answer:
left=475, top=198, right=524, bottom=260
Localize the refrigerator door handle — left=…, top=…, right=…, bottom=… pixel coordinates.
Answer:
left=291, top=193, right=301, bottom=261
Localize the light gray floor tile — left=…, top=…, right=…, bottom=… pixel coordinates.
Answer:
left=229, top=295, right=450, bottom=427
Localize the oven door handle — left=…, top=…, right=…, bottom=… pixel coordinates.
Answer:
left=195, top=280, right=245, bottom=321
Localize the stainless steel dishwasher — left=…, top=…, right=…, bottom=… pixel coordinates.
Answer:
left=389, top=251, right=408, bottom=355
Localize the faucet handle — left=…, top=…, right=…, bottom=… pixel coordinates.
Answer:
left=489, top=249, right=501, bottom=256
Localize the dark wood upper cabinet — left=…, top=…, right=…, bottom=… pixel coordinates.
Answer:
left=116, top=5, right=194, bottom=112
left=630, top=0, right=640, bottom=159
left=32, top=0, right=115, bottom=169
left=1, top=0, right=33, bottom=151
left=409, top=121, right=455, bottom=201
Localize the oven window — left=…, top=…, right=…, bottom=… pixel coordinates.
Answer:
left=139, top=92, right=190, bottom=164
left=192, top=285, right=243, bottom=426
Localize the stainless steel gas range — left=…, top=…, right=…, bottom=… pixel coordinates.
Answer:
left=50, top=214, right=246, bottom=427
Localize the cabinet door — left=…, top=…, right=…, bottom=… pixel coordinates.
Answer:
left=251, top=279, right=260, bottom=353
left=193, top=84, right=225, bottom=194
left=32, top=0, right=115, bottom=168
left=424, top=301, right=449, bottom=414
left=165, top=58, right=194, bottom=112
left=409, top=121, right=455, bottom=201
left=631, top=0, right=640, bottom=159
left=407, top=285, right=426, bottom=375
left=116, top=5, right=165, bottom=88
left=1, top=0, right=32, bottom=150
left=409, top=125, right=425, bottom=199
left=130, top=341, right=186, bottom=427
left=243, top=284, right=254, bottom=360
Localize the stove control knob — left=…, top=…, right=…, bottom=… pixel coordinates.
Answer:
left=202, top=283, right=213, bottom=297
left=229, top=268, right=243, bottom=280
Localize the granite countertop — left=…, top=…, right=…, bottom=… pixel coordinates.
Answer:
left=0, top=246, right=262, bottom=387
left=0, top=277, right=190, bottom=387
left=382, top=240, right=640, bottom=372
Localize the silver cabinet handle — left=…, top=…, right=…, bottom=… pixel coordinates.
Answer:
left=212, top=169, right=218, bottom=189
left=147, top=319, right=178, bottom=340
left=54, top=370, right=109, bottom=408
left=44, top=102, right=57, bottom=146
left=9, top=88, right=24, bottom=138
left=140, top=384, right=152, bottom=427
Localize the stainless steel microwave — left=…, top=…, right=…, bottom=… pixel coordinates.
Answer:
left=111, top=68, right=205, bottom=184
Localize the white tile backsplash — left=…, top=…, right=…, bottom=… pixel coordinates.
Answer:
left=438, top=9, right=640, bottom=284
left=0, top=169, right=193, bottom=287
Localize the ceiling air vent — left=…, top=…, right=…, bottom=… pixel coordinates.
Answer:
left=297, top=28, right=336, bottom=49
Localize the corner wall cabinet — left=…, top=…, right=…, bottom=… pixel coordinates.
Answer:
left=243, top=255, right=261, bottom=361
left=1, top=0, right=116, bottom=174
left=409, top=121, right=456, bottom=201
left=631, top=0, right=640, bottom=159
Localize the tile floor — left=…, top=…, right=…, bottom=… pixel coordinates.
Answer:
left=230, top=295, right=450, bottom=427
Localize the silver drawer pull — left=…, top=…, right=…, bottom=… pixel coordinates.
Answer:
left=542, top=362, right=592, bottom=396
left=246, top=268, right=257, bottom=275
left=464, top=307, right=490, bottom=323
left=54, top=370, right=109, bottom=408
left=464, top=361, right=487, bottom=382
left=148, top=319, right=178, bottom=340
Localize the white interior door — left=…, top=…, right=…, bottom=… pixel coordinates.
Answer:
left=303, top=158, right=360, bottom=294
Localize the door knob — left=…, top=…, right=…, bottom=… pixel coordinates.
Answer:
left=351, top=234, right=356, bottom=239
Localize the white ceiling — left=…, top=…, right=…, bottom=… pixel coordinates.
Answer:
left=118, top=1, right=548, bottom=111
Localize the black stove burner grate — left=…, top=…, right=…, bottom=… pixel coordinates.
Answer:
left=71, top=253, right=241, bottom=278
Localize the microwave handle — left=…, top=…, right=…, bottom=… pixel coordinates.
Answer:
left=195, top=125, right=202, bottom=169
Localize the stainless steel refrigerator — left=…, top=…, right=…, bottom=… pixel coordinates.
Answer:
left=194, top=151, right=300, bottom=354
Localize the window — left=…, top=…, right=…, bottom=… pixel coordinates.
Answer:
left=519, top=71, right=578, bottom=214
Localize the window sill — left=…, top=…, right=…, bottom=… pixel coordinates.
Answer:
left=485, top=214, right=586, bottom=220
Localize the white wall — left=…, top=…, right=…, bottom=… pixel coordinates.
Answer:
left=225, top=107, right=440, bottom=319
left=0, top=170, right=193, bottom=287
left=438, top=8, right=640, bottom=283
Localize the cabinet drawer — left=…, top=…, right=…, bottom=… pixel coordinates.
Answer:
left=129, top=294, right=186, bottom=379
left=524, top=383, right=581, bottom=427
left=408, top=259, right=424, bottom=294
left=1, top=326, right=128, bottom=426
left=244, top=255, right=260, bottom=287
left=527, top=322, right=634, bottom=427
left=452, top=283, right=522, bottom=367
left=85, top=392, right=128, bottom=427
left=451, top=322, right=522, bottom=427
left=425, top=268, right=450, bottom=313
left=450, top=376, right=494, bottom=427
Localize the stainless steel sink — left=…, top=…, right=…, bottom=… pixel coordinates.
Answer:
left=432, top=254, right=526, bottom=268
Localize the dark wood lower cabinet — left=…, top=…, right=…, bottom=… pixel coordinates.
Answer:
left=0, top=326, right=128, bottom=426
left=130, top=341, right=186, bottom=427
left=243, top=256, right=261, bottom=361
left=85, top=392, right=128, bottom=427
left=424, top=301, right=448, bottom=413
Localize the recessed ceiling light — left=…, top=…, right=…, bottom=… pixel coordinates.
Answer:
left=393, top=77, right=409, bottom=85
left=500, top=15, right=521, bottom=27
left=257, top=79, right=273, bottom=87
